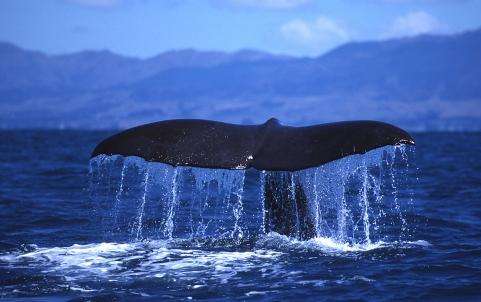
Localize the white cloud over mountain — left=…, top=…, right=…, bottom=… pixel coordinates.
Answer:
left=281, top=16, right=349, bottom=54
left=385, top=11, right=446, bottom=38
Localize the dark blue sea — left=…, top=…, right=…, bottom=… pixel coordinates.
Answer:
left=1, top=130, right=481, bottom=301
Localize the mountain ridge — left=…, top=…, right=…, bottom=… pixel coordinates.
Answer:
left=1, top=28, right=480, bottom=130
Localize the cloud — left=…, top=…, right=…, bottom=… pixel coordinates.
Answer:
left=229, top=0, right=311, bottom=9
left=281, top=17, right=349, bottom=53
left=281, top=20, right=314, bottom=42
left=385, top=11, right=446, bottom=37
left=65, top=0, right=120, bottom=8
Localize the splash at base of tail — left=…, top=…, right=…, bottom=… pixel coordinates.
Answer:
left=91, top=118, right=415, bottom=240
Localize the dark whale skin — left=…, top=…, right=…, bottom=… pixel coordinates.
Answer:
left=91, top=118, right=414, bottom=172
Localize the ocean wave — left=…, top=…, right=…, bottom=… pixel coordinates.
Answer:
left=256, top=232, right=385, bottom=252
left=256, top=232, right=430, bottom=253
left=0, top=240, right=282, bottom=284
left=0, top=234, right=431, bottom=286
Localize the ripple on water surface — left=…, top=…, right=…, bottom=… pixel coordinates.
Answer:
left=0, top=144, right=432, bottom=300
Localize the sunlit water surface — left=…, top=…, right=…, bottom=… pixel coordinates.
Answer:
left=1, top=131, right=481, bottom=301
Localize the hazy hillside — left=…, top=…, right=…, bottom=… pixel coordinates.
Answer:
left=1, top=29, right=480, bottom=130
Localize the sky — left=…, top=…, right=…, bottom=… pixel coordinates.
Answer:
left=1, top=0, right=481, bottom=58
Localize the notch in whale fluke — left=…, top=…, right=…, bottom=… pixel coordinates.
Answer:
left=91, top=119, right=415, bottom=172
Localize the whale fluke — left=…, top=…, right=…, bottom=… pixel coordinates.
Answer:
left=91, top=118, right=414, bottom=240
left=91, top=118, right=414, bottom=171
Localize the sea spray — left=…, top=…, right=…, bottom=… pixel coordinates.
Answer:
left=133, top=163, right=150, bottom=240
left=89, top=145, right=414, bottom=246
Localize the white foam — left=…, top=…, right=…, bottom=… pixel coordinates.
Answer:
left=0, top=241, right=281, bottom=284
left=256, top=232, right=391, bottom=253
left=0, top=235, right=430, bottom=294
left=245, top=291, right=270, bottom=296
left=406, top=240, right=431, bottom=247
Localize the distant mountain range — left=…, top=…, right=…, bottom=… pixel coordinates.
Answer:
left=1, top=28, right=481, bottom=130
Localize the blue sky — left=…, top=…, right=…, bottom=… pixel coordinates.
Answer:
left=1, top=0, right=481, bottom=58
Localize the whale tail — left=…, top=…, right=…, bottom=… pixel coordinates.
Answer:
left=91, top=118, right=414, bottom=239
left=92, top=118, right=414, bottom=171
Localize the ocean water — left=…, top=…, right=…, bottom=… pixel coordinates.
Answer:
left=0, top=130, right=481, bottom=301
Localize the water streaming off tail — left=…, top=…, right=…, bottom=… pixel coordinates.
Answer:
left=89, top=157, right=251, bottom=242
left=89, top=145, right=414, bottom=245
left=292, top=145, right=414, bottom=244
